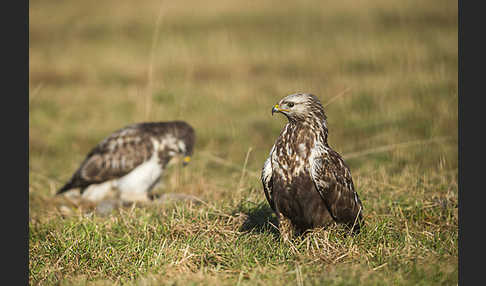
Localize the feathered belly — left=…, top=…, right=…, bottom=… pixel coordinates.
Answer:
left=272, top=169, right=333, bottom=230
left=114, top=152, right=163, bottom=194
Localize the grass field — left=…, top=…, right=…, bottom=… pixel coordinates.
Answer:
left=29, top=0, right=458, bottom=285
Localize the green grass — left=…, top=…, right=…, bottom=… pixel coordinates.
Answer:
left=29, top=0, right=457, bottom=284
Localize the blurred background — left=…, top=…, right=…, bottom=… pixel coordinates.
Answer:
left=29, top=0, right=457, bottom=203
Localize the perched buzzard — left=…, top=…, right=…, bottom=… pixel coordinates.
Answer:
left=261, top=93, right=363, bottom=237
left=56, top=121, right=195, bottom=202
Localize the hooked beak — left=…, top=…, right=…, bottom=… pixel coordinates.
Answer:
left=272, top=104, right=279, bottom=115
left=272, top=104, right=288, bottom=116
left=182, top=156, right=191, bottom=167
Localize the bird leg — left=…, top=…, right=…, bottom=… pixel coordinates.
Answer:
left=278, top=213, right=296, bottom=242
left=278, top=213, right=301, bottom=254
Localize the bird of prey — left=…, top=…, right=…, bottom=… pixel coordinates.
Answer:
left=56, top=121, right=195, bottom=203
left=261, top=93, right=363, bottom=237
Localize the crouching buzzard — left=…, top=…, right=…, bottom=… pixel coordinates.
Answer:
left=56, top=121, right=195, bottom=203
left=261, top=93, right=363, bottom=237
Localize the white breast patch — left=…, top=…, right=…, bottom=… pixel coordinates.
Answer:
left=114, top=150, right=163, bottom=196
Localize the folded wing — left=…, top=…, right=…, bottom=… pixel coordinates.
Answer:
left=310, top=149, right=363, bottom=231
left=57, top=126, right=154, bottom=194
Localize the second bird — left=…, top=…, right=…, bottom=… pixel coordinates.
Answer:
left=56, top=121, right=195, bottom=203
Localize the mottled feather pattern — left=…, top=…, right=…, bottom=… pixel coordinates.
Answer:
left=262, top=93, right=363, bottom=235
left=310, top=147, right=363, bottom=225
left=271, top=123, right=317, bottom=182
left=80, top=132, right=155, bottom=183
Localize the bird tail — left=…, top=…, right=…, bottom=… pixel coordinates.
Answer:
left=56, top=179, right=75, bottom=195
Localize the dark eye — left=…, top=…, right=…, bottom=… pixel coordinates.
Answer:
left=288, top=102, right=294, bottom=108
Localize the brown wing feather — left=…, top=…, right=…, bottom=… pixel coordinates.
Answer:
left=80, top=137, right=153, bottom=182
left=310, top=149, right=363, bottom=230
left=78, top=127, right=154, bottom=186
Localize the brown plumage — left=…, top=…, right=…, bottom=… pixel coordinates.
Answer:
left=261, top=93, right=363, bottom=237
left=57, top=121, right=195, bottom=202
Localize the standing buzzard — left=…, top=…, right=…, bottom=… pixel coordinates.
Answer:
left=56, top=121, right=195, bottom=202
left=261, top=93, right=363, bottom=237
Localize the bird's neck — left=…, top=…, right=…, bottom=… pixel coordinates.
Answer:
left=285, top=119, right=329, bottom=146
